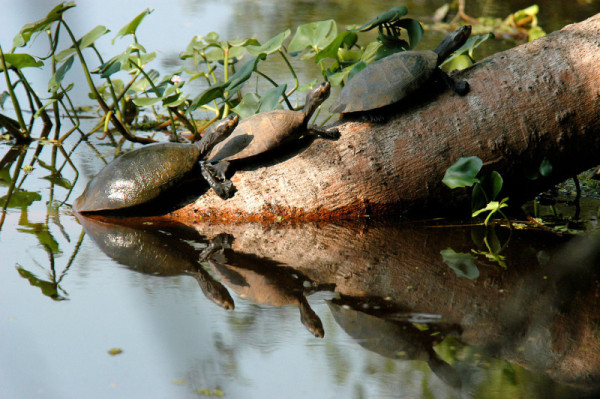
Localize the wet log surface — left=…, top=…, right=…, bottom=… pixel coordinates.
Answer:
left=171, top=13, right=600, bottom=222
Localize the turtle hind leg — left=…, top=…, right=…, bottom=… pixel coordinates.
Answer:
left=306, top=125, right=341, bottom=140
left=437, top=68, right=470, bottom=96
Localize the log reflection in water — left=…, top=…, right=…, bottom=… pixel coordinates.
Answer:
left=183, top=219, right=600, bottom=389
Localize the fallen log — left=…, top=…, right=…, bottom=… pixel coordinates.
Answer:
left=171, top=14, right=600, bottom=222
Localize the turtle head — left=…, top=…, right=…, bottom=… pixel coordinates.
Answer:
left=434, top=25, right=471, bottom=64
left=303, top=81, right=331, bottom=119
left=215, top=114, right=239, bottom=135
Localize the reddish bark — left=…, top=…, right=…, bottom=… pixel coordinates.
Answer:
left=171, top=14, right=600, bottom=222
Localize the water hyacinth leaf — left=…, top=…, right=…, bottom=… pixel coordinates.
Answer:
left=375, top=35, right=409, bottom=60
left=440, top=248, right=480, bottom=280
left=441, top=54, right=472, bottom=72
left=225, top=55, right=265, bottom=93
left=347, top=61, right=368, bottom=82
left=246, top=30, right=291, bottom=57
left=55, top=25, right=110, bottom=62
left=12, top=1, right=76, bottom=48
left=442, top=156, right=483, bottom=189
left=539, top=158, right=552, bottom=177
left=288, top=20, right=338, bottom=55
left=352, top=6, right=408, bottom=32
left=42, top=174, right=73, bottom=189
left=397, top=19, right=423, bottom=49
left=113, top=9, right=153, bottom=44
left=132, top=97, right=162, bottom=107
left=189, top=84, right=226, bottom=110
left=259, top=84, right=287, bottom=112
left=162, top=92, right=186, bottom=108
left=232, top=92, right=260, bottom=119
left=315, top=31, right=351, bottom=63
left=442, top=33, right=493, bottom=68
left=328, top=68, right=351, bottom=87
left=360, top=41, right=381, bottom=64
left=48, top=55, right=75, bottom=92
left=0, top=54, right=44, bottom=70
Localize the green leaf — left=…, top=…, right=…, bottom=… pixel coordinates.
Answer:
left=347, top=61, right=367, bottom=82
left=246, top=30, right=290, bottom=56
left=0, top=189, right=42, bottom=208
left=132, top=97, right=162, bottom=107
left=225, top=55, right=265, bottom=94
left=0, top=54, right=44, bottom=70
left=315, top=31, right=351, bottom=63
left=113, top=9, right=153, bottom=44
left=48, top=55, right=74, bottom=92
left=259, top=84, right=287, bottom=112
left=539, top=158, right=552, bottom=177
left=189, top=84, right=226, bottom=110
left=12, top=1, right=76, bottom=48
left=440, top=248, right=479, bottom=280
left=42, top=174, right=72, bottom=189
left=395, top=18, right=423, bottom=49
left=442, top=156, right=483, bottom=189
left=232, top=92, right=260, bottom=119
left=55, top=25, right=110, bottom=62
left=288, top=20, right=338, bottom=55
left=441, top=33, right=494, bottom=69
left=441, top=54, right=472, bottom=72
left=16, top=266, right=66, bottom=301
left=352, top=6, right=408, bottom=32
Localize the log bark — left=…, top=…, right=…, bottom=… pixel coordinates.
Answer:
left=171, top=14, right=600, bottom=222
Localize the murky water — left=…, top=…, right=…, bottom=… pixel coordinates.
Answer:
left=2, top=1, right=600, bottom=398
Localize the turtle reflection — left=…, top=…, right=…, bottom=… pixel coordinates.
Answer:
left=76, top=214, right=234, bottom=310
left=208, top=251, right=329, bottom=338
left=328, top=296, right=463, bottom=389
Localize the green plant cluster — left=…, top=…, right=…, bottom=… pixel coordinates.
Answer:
left=0, top=2, right=490, bottom=147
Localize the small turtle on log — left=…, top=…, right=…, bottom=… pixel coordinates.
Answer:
left=329, top=25, right=472, bottom=120
left=202, top=81, right=340, bottom=199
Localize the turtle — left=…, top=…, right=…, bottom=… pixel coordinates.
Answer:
left=73, top=114, right=239, bottom=213
left=329, top=25, right=472, bottom=120
left=202, top=81, right=340, bottom=199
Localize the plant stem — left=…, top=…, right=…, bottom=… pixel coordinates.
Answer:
left=0, top=45, right=28, bottom=138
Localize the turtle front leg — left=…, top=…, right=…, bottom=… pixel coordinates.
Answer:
left=436, top=68, right=470, bottom=96
left=200, top=163, right=235, bottom=199
left=306, top=125, right=341, bottom=140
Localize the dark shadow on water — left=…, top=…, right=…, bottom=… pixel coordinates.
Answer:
left=76, top=214, right=600, bottom=397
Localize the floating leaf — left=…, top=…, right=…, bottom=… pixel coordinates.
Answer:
left=440, top=248, right=480, bottom=280
left=442, top=156, right=482, bottom=189
left=108, top=348, right=123, bottom=356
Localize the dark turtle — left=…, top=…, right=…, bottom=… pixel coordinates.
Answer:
left=202, top=81, right=340, bottom=199
left=329, top=25, right=472, bottom=119
left=73, top=115, right=239, bottom=213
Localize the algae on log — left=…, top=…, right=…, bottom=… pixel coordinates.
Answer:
left=172, top=14, right=600, bottom=222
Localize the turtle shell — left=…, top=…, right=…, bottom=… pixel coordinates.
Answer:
left=74, top=143, right=200, bottom=213
left=206, top=109, right=305, bottom=163
left=330, top=50, right=438, bottom=114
